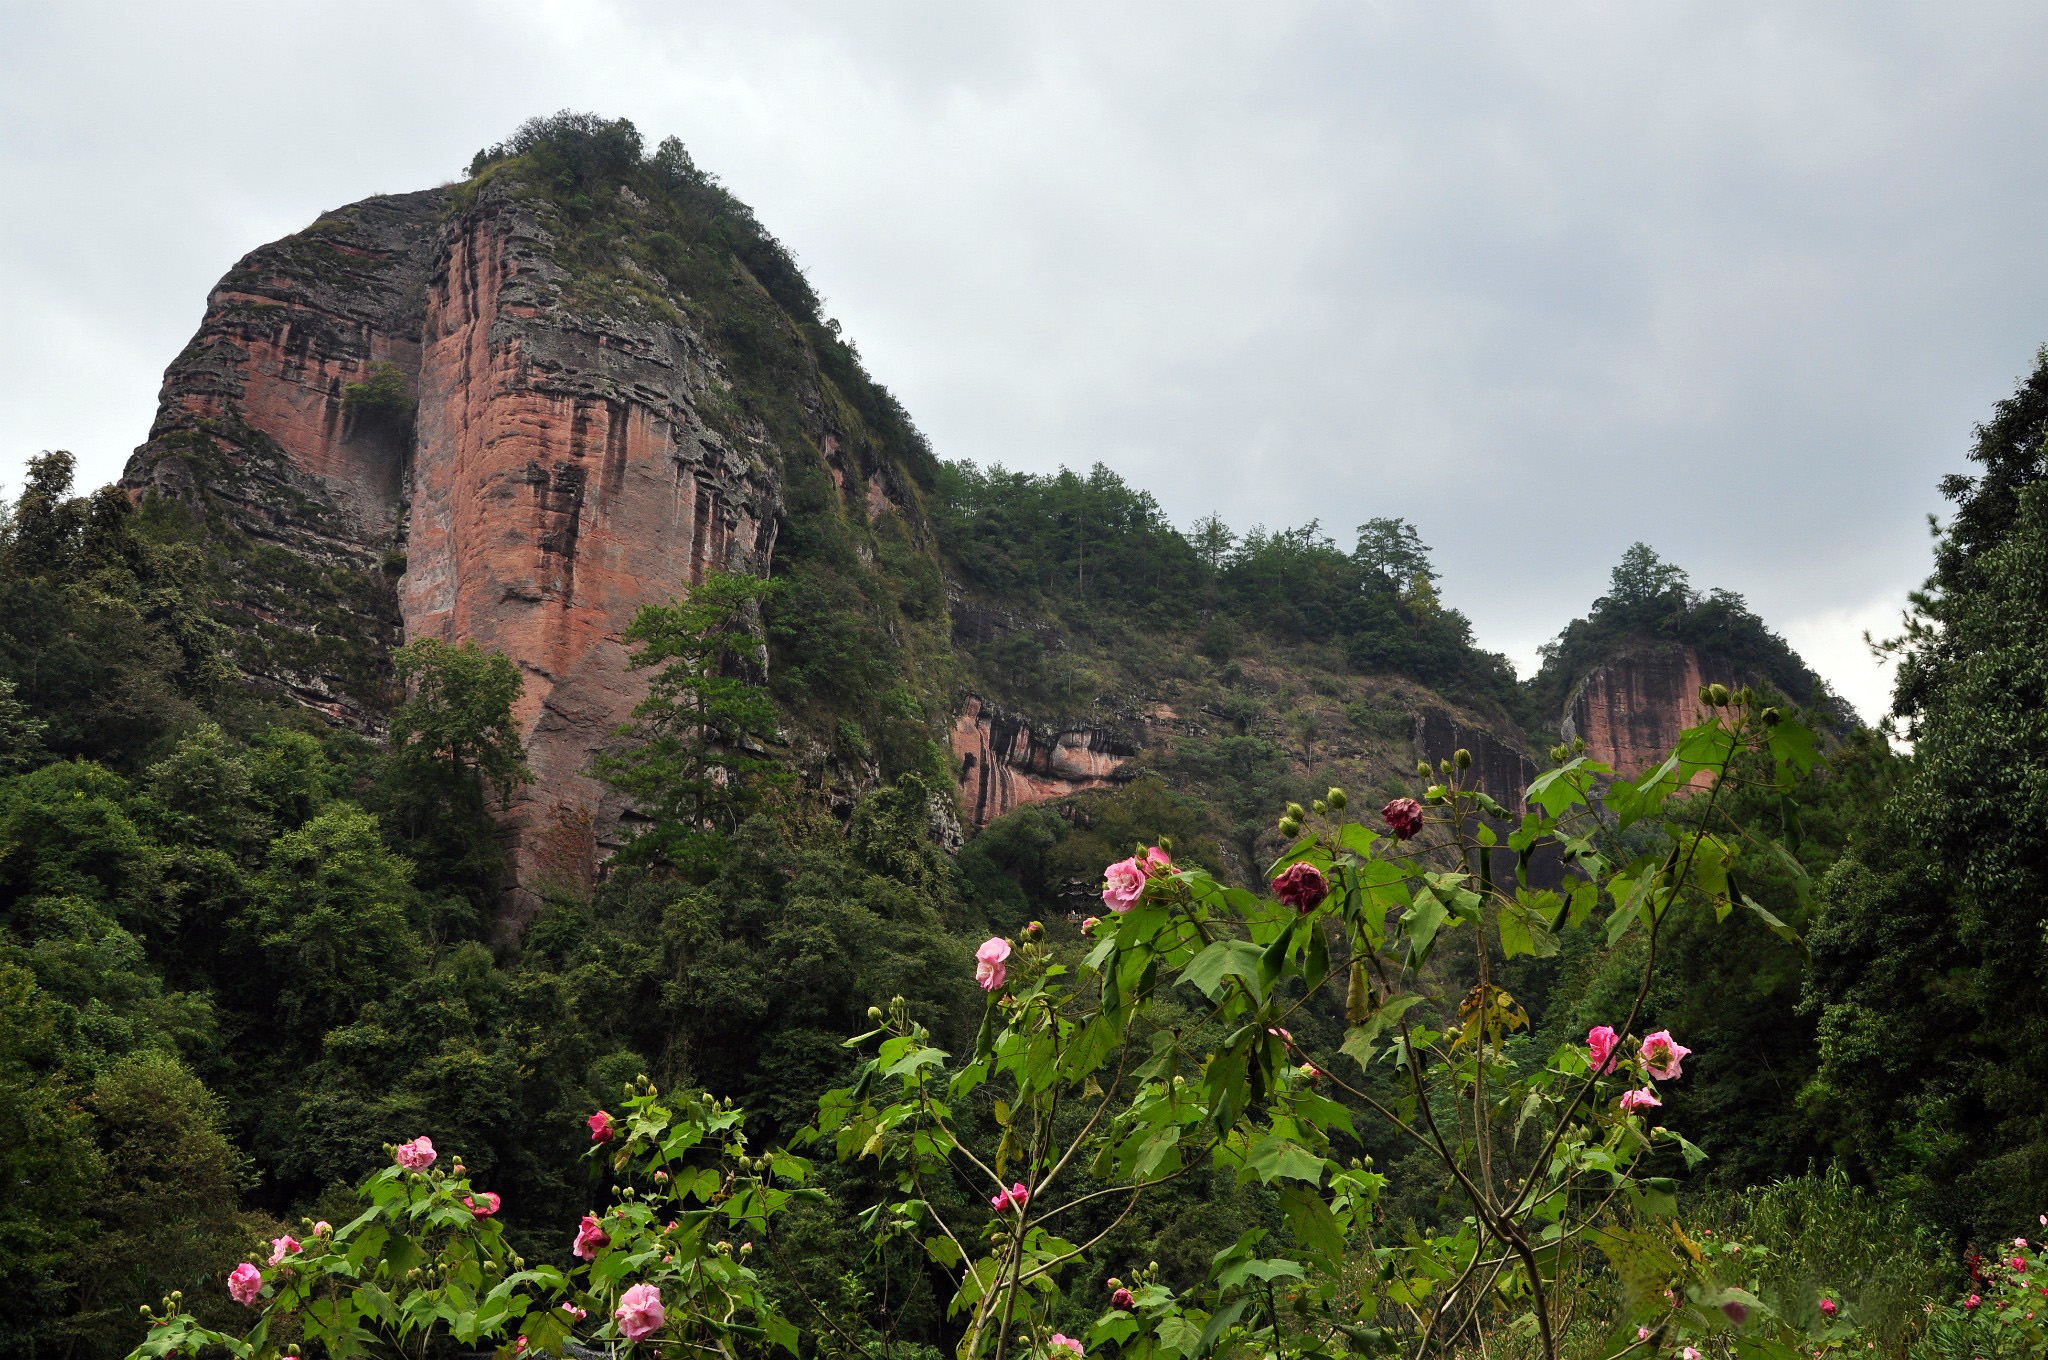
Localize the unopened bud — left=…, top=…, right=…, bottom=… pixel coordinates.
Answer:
left=1286, top=802, right=1307, bottom=822
left=1708, top=683, right=1732, bottom=707
left=1327, top=787, right=1346, bottom=810
left=1417, top=760, right=1431, bottom=778
left=1025, top=920, right=1043, bottom=938
left=1278, top=817, right=1301, bottom=838
left=1572, top=737, right=1585, bottom=752
left=1312, top=799, right=1327, bottom=815
left=1454, top=748, right=1472, bottom=770
left=1699, top=684, right=1715, bottom=707
left=867, top=1005, right=883, bottom=1022
left=1158, top=836, right=1173, bottom=852
left=1761, top=706, right=1782, bottom=726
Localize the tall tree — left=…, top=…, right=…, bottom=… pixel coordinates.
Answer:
left=596, top=572, right=788, bottom=866
left=1805, top=348, right=2048, bottom=1235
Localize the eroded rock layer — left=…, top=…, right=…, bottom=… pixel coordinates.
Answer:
left=1561, top=643, right=1743, bottom=780
left=125, top=183, right=782, bottom=920
left=951, top=696, right=1140, bottom=829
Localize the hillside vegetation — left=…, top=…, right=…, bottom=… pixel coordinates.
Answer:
left=1, top=115, right=2041, bottom=1360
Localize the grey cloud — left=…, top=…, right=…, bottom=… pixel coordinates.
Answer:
left=7, top=0, right=2047, bottom=723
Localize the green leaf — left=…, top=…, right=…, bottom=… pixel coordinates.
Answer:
left=1196, top=1296, right=1252, bottom=1356
left=1157, top=1315, right=1205, bottom=1358
left=1401, top=890, right=1449, bottom=966
left=1280, top=1184, right=1344, bottom=1259
left=1525, top=759, right=1597, bottom=817
left=1244, top=1132, right=1325, bottom=1185
left=1341, top=994, right=1422, bottom=1072
left=1767, top=713, right=1819, bottom=780
left=1337, top=822, right=1381, bottom=859
left=924, top=1234, right=963, bottom=1268
left=1180, top=939, right=1266, bottom=1003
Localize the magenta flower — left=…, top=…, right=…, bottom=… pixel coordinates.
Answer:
left=1966, top=1294, right=1981, bottom=1309
left=466, top=1192, right=501, bottom=1219
left=1382, top=797, right=1424, bottom=840
left=572, top=1212, right=607, bottom=1260
left=1112, top=1287, right=1136, bottom=1310
left=976, top=937, right=1012, bottom=991
left=588, top=1110, right=615, bottom=1143
left=616, top=1282, right=665, bottom=1341
left=1681, top=1349, right=1701, bottom=1360
left=991, top=1181, right=1031, bottom=1213
left=312, top=1220, right=332, bottom=1237
left=267, top=1234, right=301, bottom=1266
left=1618, top=1087, right=1661, bottom=1114
left=1640, top=1030, right=1691, bottom=1080
left=393, top=1136, right=436, bottom=1171
left=1272, top=862, right=1329, bottom=913
left=227, top=1263, right=262, bottom=1307
left=1103, top=857, right=1147, bottom=913
left=1049, top=1335, right=1084, bottom=1357
left=1820, top=1298, right=1837, bottom=1317
left=1587, top=1025, right=1619, bottom=1075
left=562, top=1302, right=589, bottom=1321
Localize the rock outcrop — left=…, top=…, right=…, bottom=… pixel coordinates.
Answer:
left=1413, top=708, right=1538, bottom=810
left=951, top=696, right=1140, bottom=829
left=126, top=181, right=786, bottom=923
left=1560, top=642, right=1744, bottom=780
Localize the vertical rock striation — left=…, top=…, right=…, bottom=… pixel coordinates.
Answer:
left=1560, top=642, right=1742, bottom=780
left=126, top=189, right=450, bottom=726
left=125, top=181, right=784, bottom=922
left=950, top=696, right=1139, bottom=829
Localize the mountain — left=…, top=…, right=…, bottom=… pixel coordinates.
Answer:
left=118, top=113, right=1848, bottom=925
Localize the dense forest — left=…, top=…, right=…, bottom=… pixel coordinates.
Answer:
left=3, top=115, right=2046, bottom=1360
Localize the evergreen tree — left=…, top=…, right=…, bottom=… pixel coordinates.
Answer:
left=597, top=572, right=788, bottom=866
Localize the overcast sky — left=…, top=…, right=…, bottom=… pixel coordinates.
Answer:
left=8, top=2, right=2048, bottom=724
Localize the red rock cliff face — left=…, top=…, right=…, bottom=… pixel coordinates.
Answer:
left=1561, top=643, right=1744, bottom=779
left=126, top=183, right=784, bottom=924
left=951, top=696, right=1140, bottom=829
left=126, top=190, right=449, bottom=726
left=401, top=190, right=776, bottom=919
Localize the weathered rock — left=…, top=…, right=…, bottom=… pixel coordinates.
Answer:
left=950, top=695, right=1140, bottom=829
left=126, top=189, right=450, bottom=727
left=400, top=186, right=777, bottom=925
left=1413, top=708, right=1537, bottom=810
left=1560, top=642, right=1743, bottom=781
left=125, top=181, right=787, bottom=926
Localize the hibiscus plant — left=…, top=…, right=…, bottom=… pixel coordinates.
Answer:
left=128, top=692, right=1849, bottom=1360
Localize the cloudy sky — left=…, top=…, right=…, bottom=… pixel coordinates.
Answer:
left=8, top=2, right=2048, bottom=723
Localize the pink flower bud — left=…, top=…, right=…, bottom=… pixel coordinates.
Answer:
left=587, top=1110, right=615, bottom=1143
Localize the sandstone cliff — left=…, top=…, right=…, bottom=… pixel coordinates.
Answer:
left=1559, top=641, right=1747, bottom=780
left=126, top=177, right=815, bottom=920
